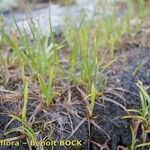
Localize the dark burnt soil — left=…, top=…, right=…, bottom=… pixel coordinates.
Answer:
left=91, top=46, right=150, bottom=150
left=0, top=46, right=150, bottom=150
left=0, top=85, right=89, bottom=150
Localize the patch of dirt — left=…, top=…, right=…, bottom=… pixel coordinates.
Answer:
left=0, top=84, right=89, bottom=150
left=90, top=46, right=150, bottom=150
left=0, top=46, right=150, bottom=150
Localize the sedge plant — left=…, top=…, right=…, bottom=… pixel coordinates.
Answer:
left=4, top=15, right=62, bottom=104
left=123, top=81, right=150, bottom=149
left=5, top=74, right=37, bottom=149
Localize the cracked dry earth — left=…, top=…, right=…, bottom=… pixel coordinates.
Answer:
left=0, top=45, right=150, bottom=150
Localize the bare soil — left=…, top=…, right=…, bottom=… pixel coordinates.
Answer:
left=0, top=45, right=150, bottom=150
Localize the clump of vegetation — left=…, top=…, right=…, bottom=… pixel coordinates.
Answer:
left=1, top=0, right=148, bottom=114
left=2, top=74, right=37, bottom=149
left=123, top=81, right=150, bottom=149
left=0, top=0, right=150, bottom=149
